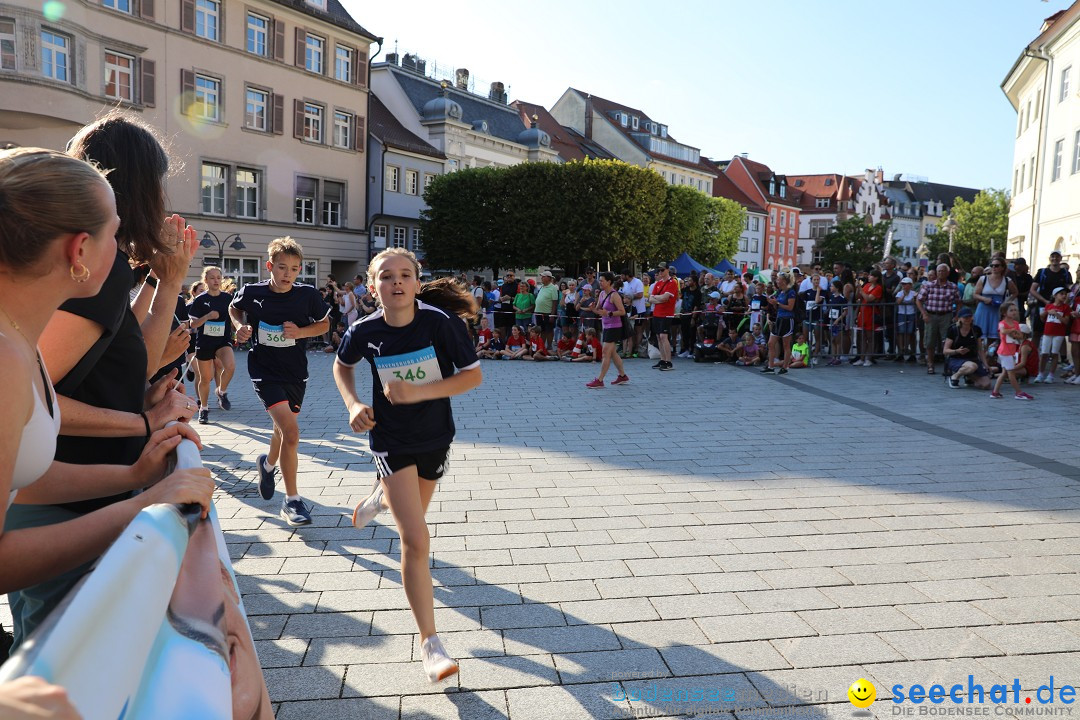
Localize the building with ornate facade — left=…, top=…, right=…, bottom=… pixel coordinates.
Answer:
left=0, top=0, right=378, bottom=284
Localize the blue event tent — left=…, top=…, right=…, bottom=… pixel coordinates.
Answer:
left=713, top=258, right=738, bottom=275
left=667, top=252, right=714, bottom=276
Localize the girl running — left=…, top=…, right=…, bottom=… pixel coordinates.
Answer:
left=188, top=266, right=236, bottom=422
left=333, top=248, right=481, bottom=683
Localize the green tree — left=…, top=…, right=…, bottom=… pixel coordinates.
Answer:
left=696, top=196, right=744, bottom=266
left=656, top=185, right=710, bottom=262
left=420, top=167, right=510, bottom=275
left=817, top=215, right=892, bottom=271
left=926, top=189, right=1010, bottom=269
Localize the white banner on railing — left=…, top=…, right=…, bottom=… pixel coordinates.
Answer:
left=0, top=435, right=273, bottom=720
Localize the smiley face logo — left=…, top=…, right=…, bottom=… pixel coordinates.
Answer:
left=848, top=679, right=876, bottom=708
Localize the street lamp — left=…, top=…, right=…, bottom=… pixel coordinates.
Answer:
left=941, top=214, right=958, bottom=254
left=200, top=230, right=246, bottom=268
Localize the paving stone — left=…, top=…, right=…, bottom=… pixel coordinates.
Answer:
left=735, top=588, right=837, bottom=613
left=770, top=634, right=904, bottom=668
left=659, top=641, right=791, bottom=677
left=263, top=665, right=345, bottom=702
left=562, top=597, right=661, bottom=625
left=896, top=602, right=1000, bottom=629
left=456, top=654, right=560, bottom=690
left=650, top=593, right=751, bottom=620
left=305, top=634, right=414, bottom=665
left=400, top=690, right=510, bottom=720
left=877, top=628, right=1003, bottom=660
left=973, top=622, right=1080, bottom=655
left=276, top=697, right=399, bottom=720
left=254, top=638, right=309, bottom=668
left=506, top=682, right=630, bottom=720
left=797, top=606, right=921, bottom=635
left=480, top=603, right=566, bottom=630
left=696, top=612, right=817, bottom=644
left=283, top=611, right=373, bottom=638
left=503, top=625, right=622, bottom=655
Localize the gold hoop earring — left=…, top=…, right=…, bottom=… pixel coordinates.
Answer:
left=70, top=262, right=91, bottom=283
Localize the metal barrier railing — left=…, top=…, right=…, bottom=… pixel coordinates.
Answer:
left=0, top=423, right=272, bottom=720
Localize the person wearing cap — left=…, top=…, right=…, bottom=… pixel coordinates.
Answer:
left=1034, top=286, right=1070, bottom=383
left=1030, top=251, right=1072, bottom=334
left=943, top=307, right=991, bottom=390
left=648, top=262, right=679, bottom=370
left=894, top=276, right=918, bottom=362
left=534, top=270, right=560, bottom=351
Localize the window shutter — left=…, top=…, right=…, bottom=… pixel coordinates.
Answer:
left=180, top=0, right=194, bottom=33
left=137, top=0, right=155, bottom=21
left=141, top=59, right=156, bottom=107
left=355, top=116, right=365, bottom=153
left=349, top=114, right=357, bottom=151
left=293, top=99, right=304, bottom=139
left=354, top=48, right=367, bottom=89
left=272, top=18, right=285, bottom=62
left=180, top=68, right=194, bottom=115
left=294, top=27, right=305, bottom=68
left=272, top=93, right=284, bottom=135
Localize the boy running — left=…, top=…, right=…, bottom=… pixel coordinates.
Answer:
left=231, top=237, right=330, bottom=526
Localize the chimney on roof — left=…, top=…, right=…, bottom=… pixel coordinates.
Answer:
left=455, top=68, right=469, bottom=90
left=739, top=152, right=749, bottom=158
left=584, top=94, right=593, bottom=139
left=875, top=167, right=883, bottom=184
left=488, top=81, right=507, bottom=104
left=386, top=52, right=400, bottom=66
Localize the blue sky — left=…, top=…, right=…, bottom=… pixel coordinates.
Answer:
left=344, top=0, right=1072, bottom=190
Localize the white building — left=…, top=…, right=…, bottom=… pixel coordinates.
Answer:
left=1002, top=2, right=1080, bottom=266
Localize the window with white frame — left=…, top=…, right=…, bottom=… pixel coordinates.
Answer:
left=373, top=224, right=387, bottom=248
left=195, top=0, right=219, bottom=42
left=322, top=181, right=343, bottom=226
left=305, top=0, right=326, bottom=9
left=751, top=217, right=759, bottom=232
left=424, top=173, right=436, bottom=189
left=0, top=19, right=14, bottom=71
left=295, top=176, right=316, bottom=224
left=245, top=88, right=268, bottom=131
left=385, top=165, right=399, bottom=192
left=194, top=74, right=221, bottom=121
left=751, top=239, right=759, bottom=253
left=222, top=257, right=261, bottom=288
left=392, top=227, right=407, bottom=248
left=739, top=238, right=748, bottom=252
left=235, top=167, right=260, bottom=218
left=405, top=169, right=419, bottom=196
left=102, top=0, right=132, bottom=12
left=1019, top=164, right=1025, bottom=190
left=104, top=51, right=134, bottom=101
left=1052, top=139, right=1064, bottom=181
left=1072, top=130, right=1080, bottom=175
left=332, top=111, right=351, bottom=148
left=768, top=237, right=775, bottom=254
left=201, top=162, right=227, bottom=215
left=631, top=116, right=639, bottom=130
left=411, top=227, right=422, bottom=251
left=769, top=208, right=776, bottom=225
left=815, top=197, right=830, bottom=208
left=780, top=211, right=786, bottom=228
left=1061, top=67, right=1071, bottom=103
left=303, top=103, right=323, bottom=143
left=246, top=13, right=268, bottom=56
left=335, top=45, right=352, bottom=83
left=40, top=30, right=70, bottom=82
left=305, top=34, right=324, bottom=74
left=299, top=260, right=318, bottom=287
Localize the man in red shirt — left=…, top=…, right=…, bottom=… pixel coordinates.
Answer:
left=648, top=262, right=679, bottom=370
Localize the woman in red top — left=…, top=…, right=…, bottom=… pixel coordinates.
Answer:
left=855, top=269, right=883, bottom=366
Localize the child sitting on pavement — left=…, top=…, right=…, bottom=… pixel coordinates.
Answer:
left=499, top=325, right=529, bottom=359
left=789, top=332, right=810, bottom=369
left=475, top=316, right=493, bottom=353
left=478, top=328, right=505, bottom=359
left=556, top=326, right=577, bottom=360
left=527, top=325, right=552, bottom=361
left=736, top=332, right=762, bottom=366
left=716, top=327, right=740, bottom=364
left=570, top=327, right=602, bottom=362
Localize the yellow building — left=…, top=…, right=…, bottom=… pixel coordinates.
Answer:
left=0, top=0, right=378, bottom=284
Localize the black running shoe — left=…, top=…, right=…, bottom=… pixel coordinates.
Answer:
left=760, top=367, right=775, bottom=373
left=186, top=368, right=195, bottom=382
left=281, top=498, right=312, bottom=526
left=652, top=361, right=663, bottom=369
left=660, top=361, right=674, bottom=371
left=257, top=453, right=277, bottom=500
left=217, top=392, right=231, bottom=411
left=778, top=368, right=788, bottom=375
left=198, top=408, right=209, bottom=425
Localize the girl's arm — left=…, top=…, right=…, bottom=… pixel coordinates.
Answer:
left=131, top=279, right=155, bottom=323
left=188, top=308, right=217, bottom=330
left=332, top=360, right=376, bottom=433
left=384, top=366, right=482, bottom=406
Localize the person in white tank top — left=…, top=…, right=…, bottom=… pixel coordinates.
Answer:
left=0, top=148, right=216, bottom=639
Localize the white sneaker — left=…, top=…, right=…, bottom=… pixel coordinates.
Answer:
left=1032, top=374, right=1044, bottom=384
left=420, top=634, right=459, bottom=682
left=351, top=481, right=385, bottom=529
left=1045, top=374, right=1055, bottom=384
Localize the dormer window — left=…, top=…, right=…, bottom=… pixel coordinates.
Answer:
left=824, top=178, right=833, bottom=187
left=779, top=182, right=786, bottom=199
left=619, top=112, right=628, bottom=127
left=659, top=125, right=667, bottom=138
left=305, top=0, right=327, bottom=9
left=769, top=180, right=775, bottom=195
left=631, top=116, right=639, bottom=130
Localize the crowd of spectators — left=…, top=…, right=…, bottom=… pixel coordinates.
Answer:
left=448, top=251, right=1079, bottom=398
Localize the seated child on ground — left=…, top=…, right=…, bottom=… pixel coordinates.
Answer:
left=716, top=327, right=740, bottom=363
left=556, top=326, right=577, bottom=360
left=475, top=317, right=494, bottom=352
left=527, top=325, right=552, bottom=361
left=478, top=328, right=505, bottom=359
left=736, top=332, right=761, bottom=366
left=789, top=332, right=809, bottom=368
left=571, top=327, right=602, bottom=362
left=498, top=325, right=529, bottom=359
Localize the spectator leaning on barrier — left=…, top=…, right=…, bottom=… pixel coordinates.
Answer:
left=916, top=263, right=960, bottom=375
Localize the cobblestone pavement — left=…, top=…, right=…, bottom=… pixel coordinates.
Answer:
left=22, top=352, right=1080, bottom=719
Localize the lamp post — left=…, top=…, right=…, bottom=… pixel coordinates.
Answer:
left=200, top=230, right=246, bottom=268
left=941, top=214, right=958, bottom=254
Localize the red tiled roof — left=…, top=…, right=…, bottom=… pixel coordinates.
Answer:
left=733, top=157, right=803, bottom=209
left=704, top=160, right=766, bottom=214
left=787, top=174, right=844, bottom=213
left=368, top=94, right=444, bottom=159
left=569, top=88, right=717, bottom=176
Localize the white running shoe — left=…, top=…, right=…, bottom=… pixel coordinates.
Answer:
left=1045, top=374, right=1055, bottom=384
left=351, top=482, right=385, bottom=529
left=421, top=634, right=459, bottom=682
left=1031, top=374, right=1044, bottom=384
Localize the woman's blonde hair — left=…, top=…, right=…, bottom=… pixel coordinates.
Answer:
left=0, top=147, right=112, bottom=273
left=220, top=277, right=237, bottom=294
left=368, top=247, right=476, bottom=320
left=201, top=265, right=223, bottom=284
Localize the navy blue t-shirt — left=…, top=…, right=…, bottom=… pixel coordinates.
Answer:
left=188, top=290, right=233, bottom=350
left=337, top=301, right=480, bottom=454
left=231, top=281, right=329, bottom=383
left=776, top=289, right=797, bottom=319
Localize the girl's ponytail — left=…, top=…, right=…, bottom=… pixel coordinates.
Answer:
left=418, top=277, right=478, bottom=322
